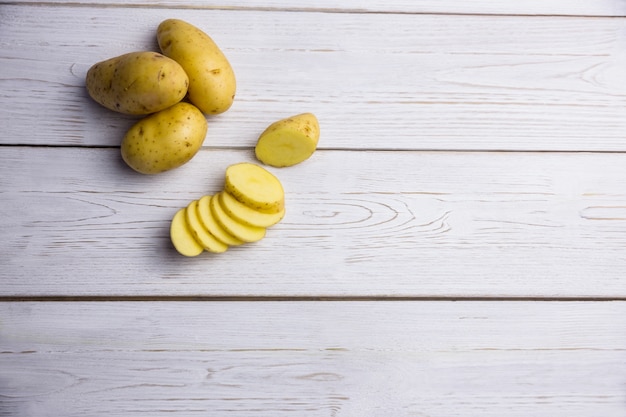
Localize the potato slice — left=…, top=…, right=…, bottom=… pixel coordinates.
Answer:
left=219, top=191, right=285, bottom=228
left=210, top=192, right=266, bottom=243
left=224, top=162, right=284, bottom=213
left=255, top=113, right=319, bottom=167
left=185, top=200, right=228, bottom=253
left=197, top=195, right=244, bottom=246
left=170, top=208, right=204, bottom=257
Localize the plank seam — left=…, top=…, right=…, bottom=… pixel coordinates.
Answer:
left=0, top=2, right=624, bottom=19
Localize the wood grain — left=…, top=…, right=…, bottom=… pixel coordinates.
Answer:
left=3, top=147, right=626, bottom=297
left=1, top=301, right=625, bottom=416
left=3, top=5, right=626, bottom=151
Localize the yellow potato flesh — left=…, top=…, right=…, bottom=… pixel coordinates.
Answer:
left=185, top=200, right=228, bottom=253
left=255, top=113, right=320, bottom=167
left=170, top=208, right=204, bottom=257
left=157, top=19, right=236, bottom=115
left=121, top=102, right=207, bottom=174
left=197, top=195, right=244, bottom=246
left=210, top=192, right=266, bottom=243
left=219, top=191, right=285, bottom=228
left=86, top=51, right=189, bottom=115
left=224, top=163, right=285, bottom=213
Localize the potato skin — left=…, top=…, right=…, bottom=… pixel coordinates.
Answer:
left=121, top=102, right=207, bottom=174
left=157, top=19, right=236, bottom=115
left=86, top=51, right=189, bottom=115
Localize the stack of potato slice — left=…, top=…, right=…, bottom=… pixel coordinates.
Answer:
left=170, top=163, right=286, bottom=256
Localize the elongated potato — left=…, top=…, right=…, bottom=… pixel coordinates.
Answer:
left=255, top=113, right=320, bottom=167
left=219, top=191, right=285, bottom=228
left=157, top=19, right=236, bottom=115
left=86, top=51, right=189, bottom=115
left=224, top=163, right=285, bottom=213
left=185, top=200, right=228, bottom=253
left=121, top=102, right=207, bottom=174
left=170, top=208, right=204, bottom=257
left=210, top=192, right=266, bottom=243
left=197, top=195, right=244, bottom=246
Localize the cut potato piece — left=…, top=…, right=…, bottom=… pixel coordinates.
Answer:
left=170, top=208, right=204, bottom=257
left=185, top=200, right=228, bottom=253
left=224, top=162, right=284, bottom=213
left=210, top=193, right=266, bottom=243
left=255, top=113, right=319, bottom=167
left=197, top=195, right=244, bottom=246
left=219, top=190, right=285, bottom=228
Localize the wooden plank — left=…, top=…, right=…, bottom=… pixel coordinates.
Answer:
left=3, top=147, right=626, bottom=297
left=3, top=6, right=626, bottom=151
left=4, top=0, right=625, bottom=17
left=1, top=301, right=625, bottom=416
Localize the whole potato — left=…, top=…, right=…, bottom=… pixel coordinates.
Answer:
left=157, top=19, right=236, bottom=115
left=121, top=102, right=207, bottom=174
left=86, top=51, right=189, bottom=115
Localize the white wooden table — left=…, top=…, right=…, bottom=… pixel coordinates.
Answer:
left=2, top=1, right=626, bottom=415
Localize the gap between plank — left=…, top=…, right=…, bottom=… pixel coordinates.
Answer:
left=0, top=2, right=623, bottom=19
left=0, top=295, right=625, bottom=302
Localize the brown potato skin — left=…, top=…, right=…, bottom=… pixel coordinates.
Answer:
left=121, top=102, right=207, bottom=174
left=86, top=51, right=189, bottom=115
left=157, top=19, right=236, bottom=115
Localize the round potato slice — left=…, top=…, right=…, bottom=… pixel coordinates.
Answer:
left=197, top=195, right=244, bottom=246
left=219, top=191, right=285, bottom=228
left=224, top=163, right=284, bottom=213
left=185, top=200, right=228, bottom=253
left=210, top=193, right=266, bottom=243
left=170, top=208, right=204, bottom=257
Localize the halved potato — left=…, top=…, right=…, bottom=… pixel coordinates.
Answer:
left=170, top=208, right=204, bottom=257
left=218, top=190, right=284, bottom=228
left=255, top=113, right=320, bottom=167
left=185, top=200, right=228, bottom=253
left=197, top=195, right=244, bottom=246
left=224, top=163, right=284, bottom=213
left=210, top=192, right=266, bottom=243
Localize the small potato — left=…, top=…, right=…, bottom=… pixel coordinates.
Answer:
left=121, top=102, right=207, bottom=174
left=86, top=51, right=189, bottom=115
left=157, top=19, right=236, bottom=115
left=255, top=113, right=320, bottom=167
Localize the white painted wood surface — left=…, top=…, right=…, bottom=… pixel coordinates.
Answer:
left=3, top=147, right=626, bottom=297
left=2, top=301, right=626, bottom=416
left=1, top=2, right=626, bottom=416
left=4, top=5, right=626, bottom=151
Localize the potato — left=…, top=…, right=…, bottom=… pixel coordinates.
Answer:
left=218, top=191, right=285, bottom=228
left=255, top=113, right=320, bottom=167
left=121, top=102, right=207, bottom=174
left=86, top=51, right=189, bottom=115
left=185, top=200, right=228, bottom=253
left=210, top=192, right=266, bottom=243
left=224, top=163, right=285, bottom=213
left=170, top=208, right=204, bottom=257
left=197, top=195, right=244, bottom=246
left=157, top=19, right=236, bottom=115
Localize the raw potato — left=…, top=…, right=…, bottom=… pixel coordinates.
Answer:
left=255, top=113, right=320, bottom=167
left=224, top=163, right=285, bottom=213
left=86, top=51, right=189, bottom=115
left=197, top=195, right=244, bottom=246
left=219, top=191, right=285, bottom=228
left=210, top=192, right=266, bottom=243
left=157, top=19, right=236, bottom=115
left=121, top=102, right=207, bottom=174
left=170, top=208, right=204, bottom=257
left=185, top=200, right=228, bottom=253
